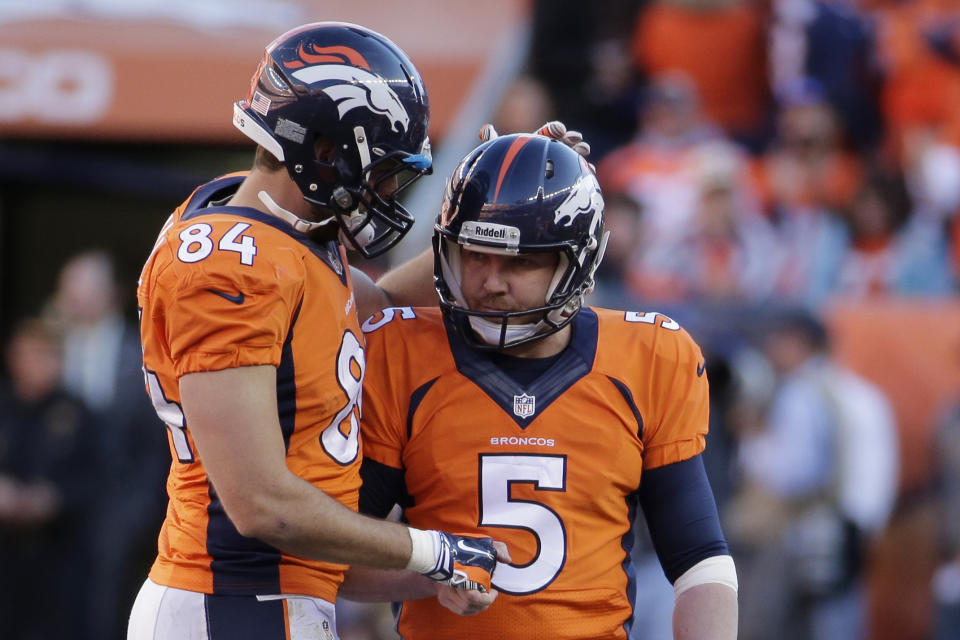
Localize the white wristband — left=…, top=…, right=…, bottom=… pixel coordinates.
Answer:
left=673, top=555, right=738, bottom=597
left=406, top=528, right=440, bottom=574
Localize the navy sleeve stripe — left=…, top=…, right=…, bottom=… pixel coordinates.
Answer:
left=359, top=458, right=408, bottom=518
left=639, top=454, right=729, bottom=584
left=607, top=376, right=644, bottom=440
left=407, top=377, right=439, bottom=440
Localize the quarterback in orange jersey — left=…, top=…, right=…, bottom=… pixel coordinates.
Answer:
left=353, top=134, right=738, bottom=639
left=129, top=22, right=503, bottom=640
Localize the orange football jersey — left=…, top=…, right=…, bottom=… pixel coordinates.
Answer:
left=138, top=174, right=364, bottom=601
left=360, top=306, right=709, bottom=640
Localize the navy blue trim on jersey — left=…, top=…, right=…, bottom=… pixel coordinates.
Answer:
left=443, top=308, right=599, bottom=428
left=204, top=592, right=286, bottom=639
left=621, top=490, right=641, bottom=639
left=407, top=377, right=439, bottom=440
left=639, top=455, right=729, bottom=584
left=181, top=176, right=347, bottom=285
left=205, top=292, right=302, bottom=594
left=277, top=299, right=302, bottom=452
left=607, top=376, right=644, bottom=440
left=486, top=350, right=564, bottom=387
left=358, top=377, right=436, bottom=516
left=359, top=458, right=410, bottom=518
left=189, top=174, right=245, bottom=208
left=206, top=484, right=283, bottom=593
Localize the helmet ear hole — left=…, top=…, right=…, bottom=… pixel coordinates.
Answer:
left=314, top=137, right=336, bottom=163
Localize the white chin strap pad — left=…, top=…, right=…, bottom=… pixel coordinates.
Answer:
left=257, top=191, right=334, bottom=233
left=468, top=316, right=544, bottom=346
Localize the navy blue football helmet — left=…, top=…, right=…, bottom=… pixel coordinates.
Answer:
left=434, top=133, right=607, bottom=349
left=233, top=22, right=432, bottom=257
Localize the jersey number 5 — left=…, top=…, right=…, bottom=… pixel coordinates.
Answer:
left=479, top=453, right=567, bottom=595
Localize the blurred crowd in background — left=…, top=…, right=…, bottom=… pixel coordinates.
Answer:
left=2, top=0, right=960, bottom=639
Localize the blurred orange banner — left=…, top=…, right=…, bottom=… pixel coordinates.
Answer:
left=0, top=2, right=527, bottom=143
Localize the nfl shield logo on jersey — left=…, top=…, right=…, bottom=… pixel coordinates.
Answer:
left=513, top=393, right=536, bottom=418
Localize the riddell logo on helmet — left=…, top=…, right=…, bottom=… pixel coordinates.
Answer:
left=475, top=226, right=506, bottom=239
left=460, top=222, right=520, bottom=248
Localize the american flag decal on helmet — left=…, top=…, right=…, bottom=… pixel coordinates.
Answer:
left=251, top=91, right=272, bottom=116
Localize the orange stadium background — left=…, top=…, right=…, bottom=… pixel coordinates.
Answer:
left=0, top=1, right=959, bottom=639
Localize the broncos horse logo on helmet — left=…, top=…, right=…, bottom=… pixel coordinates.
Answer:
left=554, top=173, right=604, bottom=228
left=292, top=64, right=411, bottom=134
left=233, top=22, right=432, bottom=258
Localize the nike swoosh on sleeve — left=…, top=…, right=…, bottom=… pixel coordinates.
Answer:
left=697, top=362, right=706, bottom=377
left=207, top=289, right=245, bottom=304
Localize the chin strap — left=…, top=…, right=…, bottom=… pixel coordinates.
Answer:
left=258, top=190, right=335, bottom=234
left=468, top=316, right=545, bottom=346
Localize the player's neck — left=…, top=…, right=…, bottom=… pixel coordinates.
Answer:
left=230, top=170, right=313, bottom=221
left=499, top=325, right=571, bottom=359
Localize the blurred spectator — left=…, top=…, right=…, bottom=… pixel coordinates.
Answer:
left=932, top=399, right=960, bottom=639
left=599, top=72, right=753, bottom=303
left=901, top=126, right=960, bottom=224
left=725, top=309, right=898, bottom=640
left=870, top=1, right=960, bottom=160
left=588, top=192, right=645, bottom=308
left=751, top=79, right=857, bottom=304
left=490, top=74, right=555, bottom=138
left=953, top=213, right=960, bottom=281
left=46, top=251, right=168, bottom=640
left=827, top=168, right=955, bottom=299
left=648, top=142, right=780, bottom=302
left=753, top=77, right=862, bottom=217
left=869, top=3, right=960, bottom=297
left=528, top=0, right=644, bottom=160
left=769, top=0, right=884, bottom=151
left=632, top=0, right=771, bottom=150
left=0, top=317, right=100, bottom=640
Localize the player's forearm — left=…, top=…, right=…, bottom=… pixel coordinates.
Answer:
left=238, top=471, right=414, bottom=569
left=180, top=366, right=416, bottom=570
left=374, top=248, right=436, bottom=308
left=339, top=565, right=438, bottom=602
left=672, top=583, right=738, bottom=640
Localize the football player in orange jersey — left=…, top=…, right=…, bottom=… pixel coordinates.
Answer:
left=129, top=22, right=505, bottom=639
left=348, top=133, right=738, bottom=639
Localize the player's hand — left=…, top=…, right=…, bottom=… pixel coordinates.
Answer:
left=421, top=532, right=498, bottom=592
left=479, top=121, right=593, bottom=168
left=436, top=583, right=499, bottom=616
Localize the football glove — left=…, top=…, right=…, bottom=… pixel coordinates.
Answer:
left=414, top=530, right=498, bottom=592
left=479, top=120, right=593, bottom=169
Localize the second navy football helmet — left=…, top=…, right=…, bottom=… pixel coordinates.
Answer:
left=434, top=133, right=607, bottom=349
